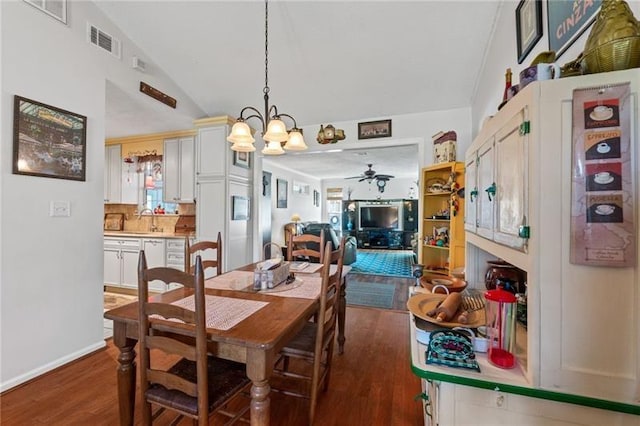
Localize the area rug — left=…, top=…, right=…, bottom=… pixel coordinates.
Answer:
left=349, top=249, right=414, bottom=277
left=345, top=281, right=395, bottom=309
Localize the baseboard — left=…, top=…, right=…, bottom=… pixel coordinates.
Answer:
left=0, top=340, right=106, bottom=393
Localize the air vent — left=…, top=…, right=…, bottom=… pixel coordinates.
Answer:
left=87, top=23, right=121, bottom=59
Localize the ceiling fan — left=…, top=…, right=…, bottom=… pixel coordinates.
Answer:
left=346, top=164, right=394, bottom=184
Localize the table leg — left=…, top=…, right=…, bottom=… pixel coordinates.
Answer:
left=246, top=348, right=271, bottom=426
left=113, top=321, right=137, bottom=426
left=337, top=277, right=347, bottom=354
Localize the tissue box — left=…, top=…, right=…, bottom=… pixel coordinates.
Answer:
left=254, top=262, right=290, bottom=289
left=432, top=130, right=457, bottom=164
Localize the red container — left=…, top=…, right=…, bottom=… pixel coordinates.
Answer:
left=484, top=289, right=517, bottom=369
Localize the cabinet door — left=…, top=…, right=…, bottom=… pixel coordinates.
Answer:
left=121, top=158, right=139, bottom=205
left=120, top=249, right=140, bottom=290
left=476, top=138, right=495, bottom=240
left=104, top=145, right=122, bottom=203
left=196, top=127, right=227, bottom=177
left=494, top=108, right=528, bottom=250
left=464, top=153, right=478, bottom=232
left=142, top=239, right=166, bottom=292
left=163, top=138, right=180, bottom=202
left=178, top=137, right=195, bottom=202
left=103, top=247, right=121, bottom=286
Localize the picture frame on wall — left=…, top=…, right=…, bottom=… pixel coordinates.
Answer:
left=13, top=95, right=87, bottom=181
left=547, top=0, right=602, bottom=60
left=515, top=0, right=542, bottom=64
left=233, top=150, right=250, bottom=169
left=23, top=0, right=67, bottom=24
left=358, top=119, right=392, bottom=140
left=313, top=190, right=320, bottom=207
left=232, top=196, right=250, bottom=221
left=277, top=178, right=288, bottom=208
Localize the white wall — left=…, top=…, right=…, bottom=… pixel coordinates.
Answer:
left=262, top=162, right=322, bottom=246
left=472, top=1, right=640, bottom=138
left=323, top=176, right=418, bottom=201
left=0, top=1, right=204, bottom=391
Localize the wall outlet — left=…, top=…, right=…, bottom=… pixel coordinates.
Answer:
left=490, top=390, right=508, bottom=409
left=50, top=201, right=70, bottom=217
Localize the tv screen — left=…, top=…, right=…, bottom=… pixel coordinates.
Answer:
left=359, top=205, right=400, bottom=230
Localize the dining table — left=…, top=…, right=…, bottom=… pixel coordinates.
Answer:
left=104, top=261, right=350, bottom=426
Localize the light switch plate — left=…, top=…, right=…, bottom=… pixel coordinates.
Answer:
left=50, top=201, right=70, bottom=217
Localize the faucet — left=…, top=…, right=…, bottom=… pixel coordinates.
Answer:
left=137, top=208, right=158, bottom=232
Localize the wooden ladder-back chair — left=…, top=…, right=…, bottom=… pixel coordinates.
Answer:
left=185, top=232, right=222, bottom=276
left=137, top=251, right=250, bottom=425
left=287, top=232, right=325, bottom=264
left=273, top=238, right=345, bottom=424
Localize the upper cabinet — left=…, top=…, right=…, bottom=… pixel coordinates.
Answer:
left=163, top=136, right=195, bottom=203
left=465, top=106, right=529, bottom=252
left=104, top=145, right=121, bottom=203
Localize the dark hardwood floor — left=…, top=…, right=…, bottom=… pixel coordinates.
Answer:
left=0, top=293, right=423, bottom=425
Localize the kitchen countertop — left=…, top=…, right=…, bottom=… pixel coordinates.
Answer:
left=104, top=231, right=193, bottom=239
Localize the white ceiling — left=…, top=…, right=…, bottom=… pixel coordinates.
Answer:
left=98, top=0, right=501, bottom=179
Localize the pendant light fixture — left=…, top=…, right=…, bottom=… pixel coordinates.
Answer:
left=227, top=0, right=307, bottom=155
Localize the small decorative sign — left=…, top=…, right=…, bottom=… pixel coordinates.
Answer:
left=140, top=82, right=177, bottom=109
left=358, top=119, right=392, bottom=139
left=547, top=0, right=602, bottom=59
left=570, top=82, right=635, bottom=267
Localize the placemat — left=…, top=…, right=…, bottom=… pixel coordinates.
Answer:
left=205, top=271, right=322, bottom=299
left=166, top=295, right=268, bottom=331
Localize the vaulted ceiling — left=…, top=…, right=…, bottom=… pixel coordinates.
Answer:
left=98, top=1, right=501, bottom=179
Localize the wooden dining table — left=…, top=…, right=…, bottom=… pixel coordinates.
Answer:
left=104, top=262, right=350, bottom=426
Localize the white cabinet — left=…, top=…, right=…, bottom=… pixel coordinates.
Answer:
left=164, top=136, right=195, bottom=203
left=465, top=105, right=529, bottom=252
left=103, top=237, right=140, bottom=289
left=462, top=69, right=640, bottom=411
left=141, top=238, right=166, bottom=292
left=104, top=145, right=122, bottom=203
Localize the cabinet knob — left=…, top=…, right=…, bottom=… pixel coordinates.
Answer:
left=470, top=188, right=478, bottom=202
left=485, top=182, right=496, bottom=202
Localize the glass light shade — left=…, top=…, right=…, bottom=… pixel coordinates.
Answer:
left=291, top=213, right=301, bottom=222
left=227, top=121, right=256, bottom=144
left=231, top=140, right=256, bottom=152
left=263, top=119, right=288, bottom=142
left=283, top=130, right=308, bottom=151
left=262, top=140, right=285, bottom=155
left=145, top=175, right=155, bottom=189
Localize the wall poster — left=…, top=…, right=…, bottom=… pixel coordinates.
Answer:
left=570, top=82, right=635, bottom=267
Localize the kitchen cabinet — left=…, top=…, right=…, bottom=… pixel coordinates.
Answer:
left=141, top=238, right=166, bottom=292
left=104, top=145, right=122, bottom=203
left=445, top=69, right=639, bottom=419
left=418, top=162, right=465, bottom=276
left=464, top=107, right=529, bottom=251
left=164, top=136, right=195, bottom=203
left=103, top=237, right=140, bottom=289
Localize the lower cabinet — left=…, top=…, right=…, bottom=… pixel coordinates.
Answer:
left=104, top=238, right=140, bottom=289
left=142, top=238, right=166, bottom=292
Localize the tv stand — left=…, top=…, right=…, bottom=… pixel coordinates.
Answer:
left=351, top=229, right=413, bottom=250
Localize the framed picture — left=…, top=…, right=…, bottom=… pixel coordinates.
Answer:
left=13, top=95, right=87, bottom=181
left=232, top=196, right=250, bottom=221
left=313, top=190, right=320, bottom=207
left=547, top=0, right=601, bottom=60
left=358, top=119, right=392, bottom=140
left=515, top=0, right=542, bottom=64
left=233, top=150, right=250, bottom=169
left=277, top=179, right=288, bottom=208
left=23, top=0, right=67, bottom=25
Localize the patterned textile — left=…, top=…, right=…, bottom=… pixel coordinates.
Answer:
left=345, top=281, right=395, bottom=309
left=425, top=330, right=480, bottom=372
left=349, top=250, right=414, bottom=277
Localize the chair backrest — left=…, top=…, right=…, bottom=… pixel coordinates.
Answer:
left=287, top=232, right=325, bottom=263
left=138, top=251, right=209, bottom=422
left=185, top=232, right=222, bottom=276
left=314, top=238, right=344, bottom=375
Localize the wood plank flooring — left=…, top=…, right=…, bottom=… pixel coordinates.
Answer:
left=0, top=302, right=423, bottom=425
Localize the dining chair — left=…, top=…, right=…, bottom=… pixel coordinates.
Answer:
left=137, top=251, right=250, bottom=425
left=287, top=232, right=325, bottom=264
left=185, top=232, right=222, bottom=276
left=273, top=238, right=345, bottom=424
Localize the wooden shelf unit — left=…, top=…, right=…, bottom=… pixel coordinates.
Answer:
left=418, top=162, right=465, bottom=275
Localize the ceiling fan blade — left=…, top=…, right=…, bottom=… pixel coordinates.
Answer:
left=345, top=175, right=364, bottom=179
left=376, top=174, right=394, bottom=179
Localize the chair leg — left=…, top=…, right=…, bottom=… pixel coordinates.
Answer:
left=142, top=400, right=153, bottom=425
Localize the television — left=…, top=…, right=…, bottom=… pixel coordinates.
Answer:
left=359, top=205, right=401, bottom=230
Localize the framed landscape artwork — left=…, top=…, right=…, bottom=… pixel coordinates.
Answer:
left=358, top=119, right=392, bottom=139
left=232, top=196, right=250, bottom=221
left=13, top=95, right=87, bottom=181
left=515, top=0, right=542, bottom=64
left=233, top=150, right=250, bottom=169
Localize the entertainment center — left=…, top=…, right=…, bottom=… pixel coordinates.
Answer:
left=342, top=199, right=418, bottom=249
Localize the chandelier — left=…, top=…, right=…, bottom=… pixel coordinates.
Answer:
left=227, top=0, right=307, bottom=155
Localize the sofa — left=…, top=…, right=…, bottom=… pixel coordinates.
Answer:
left=301, top=223, right=357, bottom=265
